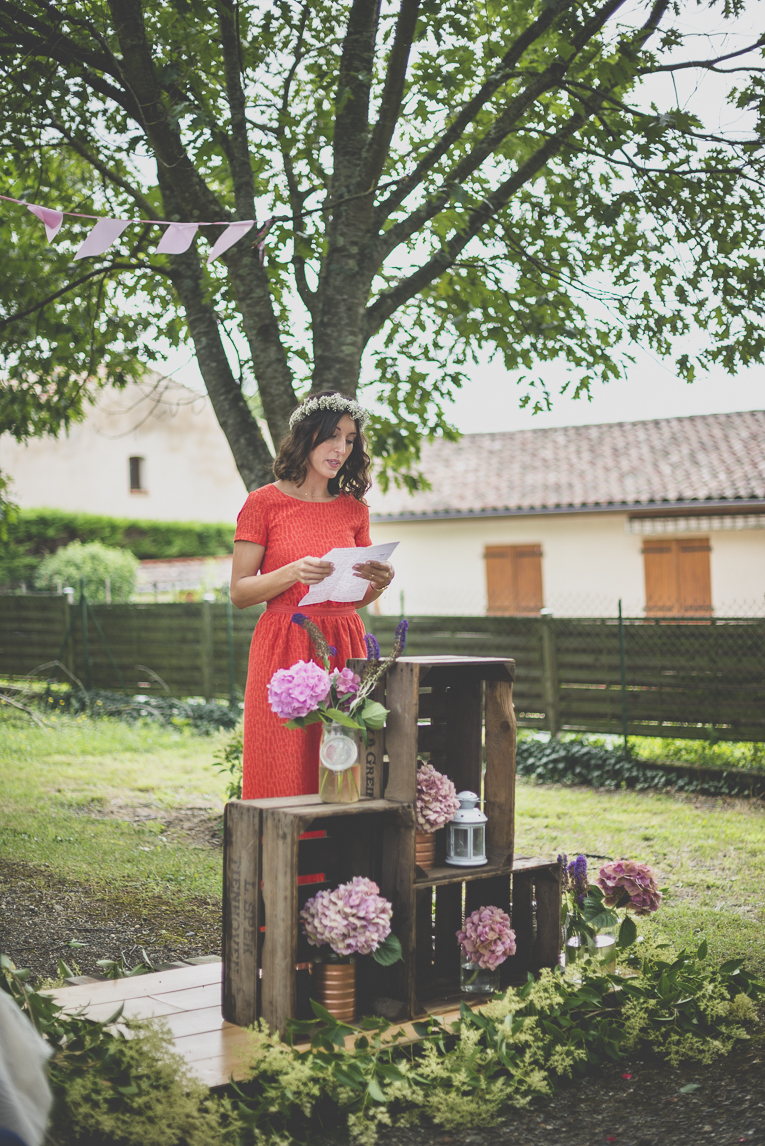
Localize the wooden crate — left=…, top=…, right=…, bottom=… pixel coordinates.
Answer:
left=380, top=657, right=560, bottom=1010
left=223, top=795, right=415, bottom=1035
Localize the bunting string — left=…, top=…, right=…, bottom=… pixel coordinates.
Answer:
left=0, top=193, right=272, bottom=264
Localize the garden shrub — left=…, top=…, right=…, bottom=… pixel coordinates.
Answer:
left=2, top=939, right=763, bottom=1146
left=0, top=508, right=234, bottom=586
left=34, top=540, right=139, bottom=602
left=38, top=686, right=242, bottom=734
left=516, top=737, right=764, bottom=798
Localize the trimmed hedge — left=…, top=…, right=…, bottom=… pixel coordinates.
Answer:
left=0, top=508, right=234, bottom=585
left=516, top=738, right=765, bottom=798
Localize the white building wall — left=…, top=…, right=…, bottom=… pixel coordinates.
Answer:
left=370, top=512, right=765, bottom=617
left=0, top=378, right=248, bottom=525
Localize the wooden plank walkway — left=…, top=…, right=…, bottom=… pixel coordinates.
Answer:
left=48, top=960, right=466, bottom=1089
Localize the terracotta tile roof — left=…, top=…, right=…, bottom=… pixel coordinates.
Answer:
left=367, top=410, right=765, bottom=520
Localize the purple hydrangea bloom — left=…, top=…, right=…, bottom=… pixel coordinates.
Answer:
left=456, top=906, right=516, bottom=971
left=364, top=633, right=381, bottom=661
left=331, top=667, right=361, bottom=697
left=300, top=877, right=393, bottom=956
left=596, top=860, right=662, bottom=916
left=416, top=763, right=460, bottom=832
left=267, top=659, right=331, bottom=719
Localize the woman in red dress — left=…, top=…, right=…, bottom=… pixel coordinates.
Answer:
left=229, top=391, right=394, bottom=800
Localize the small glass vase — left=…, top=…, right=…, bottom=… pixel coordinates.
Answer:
left=460, top=957, right=500, bottom=995
left=311, top=952, right=356, bottom=1022
left=565, top=926, right=618, bottom=974
left=318, top=721, right=361, bottom=804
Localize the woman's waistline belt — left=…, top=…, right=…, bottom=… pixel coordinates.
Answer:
left=265, top=602, right=358, bottom=617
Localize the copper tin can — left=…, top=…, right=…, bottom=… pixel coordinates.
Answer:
left=313, top=959, right=356, bottom=1022
left=415, top=830, right=436, bottom=871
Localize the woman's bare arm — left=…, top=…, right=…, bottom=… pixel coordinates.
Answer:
left=229, top=541, right=334, bottom=609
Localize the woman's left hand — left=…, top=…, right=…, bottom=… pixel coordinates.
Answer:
left=353, top=560, right=394, bottom=591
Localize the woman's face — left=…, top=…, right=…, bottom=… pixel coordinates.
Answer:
left=307, top=414, right=357, bottom=482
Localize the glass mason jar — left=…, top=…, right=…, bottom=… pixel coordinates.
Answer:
left=460, top=956, right=500, bottom=994
left=318, top=721, right=361, bottom=804
left=565, top=924, right=618, bottom=974
left=311, top=952, right=356, bottom=1021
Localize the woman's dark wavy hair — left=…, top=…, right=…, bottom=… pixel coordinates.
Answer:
left=273, top=390, right=372, bottom=501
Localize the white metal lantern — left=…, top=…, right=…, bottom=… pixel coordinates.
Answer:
left=445, top=791, right=488, bottom=867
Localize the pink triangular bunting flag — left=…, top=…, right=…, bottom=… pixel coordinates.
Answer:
left=74, top=216, right=132, bottom=260
left=207, top=220, right=254, bottom=264
left=27, top=203, right=64, bottom=243
left=156, top=222, right=199, bottom=254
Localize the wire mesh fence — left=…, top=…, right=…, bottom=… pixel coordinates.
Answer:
left=1, top=595, right=763, bottom=741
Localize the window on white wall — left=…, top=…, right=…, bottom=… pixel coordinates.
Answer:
left=129, top=456, right=146, bottom=493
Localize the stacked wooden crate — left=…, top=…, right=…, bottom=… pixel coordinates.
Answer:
left=222, top=656, right=561, bottom=1036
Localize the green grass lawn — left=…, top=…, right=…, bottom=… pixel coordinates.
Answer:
left=0, top=713, right=227, bottom=900
left=2, top=712, right=764, bottom=976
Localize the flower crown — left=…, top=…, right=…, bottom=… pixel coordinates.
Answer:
left=288, top=393, right=370, bottom=431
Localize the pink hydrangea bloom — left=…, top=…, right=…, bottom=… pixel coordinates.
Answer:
left=596, top=860, right=662, bottom=916
left=331, top=667, right=361, bottom=697
left=267, top=659, right=331, bottom=720
left=456, top=906, right=516, bottom=971
left=300, top=876, right=392, bottom=957
left=416, top=763, right=460, bottom=833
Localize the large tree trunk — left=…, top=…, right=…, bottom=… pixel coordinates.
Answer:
left=170, top=248, right=275, bottom=492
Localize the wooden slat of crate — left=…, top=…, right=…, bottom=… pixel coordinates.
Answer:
left=228, top=797, right=416, bottom=1038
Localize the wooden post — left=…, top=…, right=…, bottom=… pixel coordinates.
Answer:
left=261, top=810, right=301, bottom=1037
left=540, top=616, right=560, bottom=738
left=222, top=802, right=261, bottom=1025
left=485, top=677, right=516, bottom=866
left=200, top=600, right=214, bottom=701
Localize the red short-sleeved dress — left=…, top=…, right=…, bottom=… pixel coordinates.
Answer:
left=234, top=483, right=371, bottom=800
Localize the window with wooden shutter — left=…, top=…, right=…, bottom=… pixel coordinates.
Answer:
left=643, top=538, right=711, bottom=617
left=484, top=544, right=543, bottom=615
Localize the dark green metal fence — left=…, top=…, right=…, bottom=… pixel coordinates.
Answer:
left=1, top=596, right=763, bottom=740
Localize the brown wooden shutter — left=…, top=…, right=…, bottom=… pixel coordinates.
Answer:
left=677, top=539, right=712, bottom=615
left=643, top=538, right=711, bottom=617
left=485, top=544, right=543, bottom=615
left=643, top=541, right=676, bottom=616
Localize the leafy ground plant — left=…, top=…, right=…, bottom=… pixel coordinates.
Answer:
left=227, top=940, right=763, bottom=1144
left=1, top=955, right=233, bottom=1146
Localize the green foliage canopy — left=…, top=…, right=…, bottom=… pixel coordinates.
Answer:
left=34, top=540, right=139, bottom=601
left=0, top=1, right=764, bottom=489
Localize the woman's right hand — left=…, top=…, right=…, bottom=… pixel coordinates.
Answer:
left=291, top=556, right=334, bottom=586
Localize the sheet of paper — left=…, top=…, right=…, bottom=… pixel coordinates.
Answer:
left=299, top=542, right=399, bottom=606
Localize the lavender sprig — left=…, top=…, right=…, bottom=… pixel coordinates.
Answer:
left=364, top=633, right=381, bottom=661
left=292, top=613, right=336, bottom=667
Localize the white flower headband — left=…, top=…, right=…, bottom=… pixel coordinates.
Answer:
left=288, top=393, right=370, bottom=431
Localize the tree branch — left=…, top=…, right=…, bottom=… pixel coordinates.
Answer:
left=637, top=36, right=765, bottom=75
left=365, top=0, right=673, bottom=338
left=373, top=0, right=581, bottom=226
left=106, top=0, right=225, bottom=222
left=49, top=119, right=158, bottom=217
left=374, top=0, right=628, bottom=267
left=363, top=0, right=420, bottom=186
left=277, top=2, right=316, bottom=316
left=217, top=0, right=256, bottom=219
left=332, top=0, right=381, bottom=194
left=0, top=261, right=169, bottom=328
